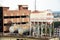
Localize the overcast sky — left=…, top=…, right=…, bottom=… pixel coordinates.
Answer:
left=0, top=0, right=60, bottom=11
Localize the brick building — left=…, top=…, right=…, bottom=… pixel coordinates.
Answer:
left=0, top=5, right=31, bottom=33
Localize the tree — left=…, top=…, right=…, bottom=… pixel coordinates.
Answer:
left=54, top=21, right=60, bottom=28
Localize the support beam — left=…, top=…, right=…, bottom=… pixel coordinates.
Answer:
left=41, top=22, right=43, bottom=37
left=45, top=22, right=47, bottom=36
left=30, top=22, right=32, bottom=36
left=53, top=22, right=54, bottom=37
left=33, top=22, right=35, bottom=37
left=49, top=24, right=52, bottom=37
left=37, top=22, right=40, bottom=37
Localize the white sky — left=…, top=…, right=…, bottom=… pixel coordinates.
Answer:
left=0, top=0, right=60, bottom=11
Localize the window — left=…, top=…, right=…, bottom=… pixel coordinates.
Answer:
left=43, top=28, right=45, bottom=33
left=23, top=7, right=28, bottom=9
left=4, top=16, right=20, bottom=18
left=21, top=16, right=26, bottom=18
left=5, top=21, right=13, bottom=26
left=17, top=39, right=26, bottom=40
left=17, top=39, right=19, bottom=40
left=21, top=22, right=28, bottom=24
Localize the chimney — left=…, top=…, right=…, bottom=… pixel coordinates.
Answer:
left=18, top=5, right=28, bottom=10
left=3, top=7, right=9, bottom=11
left=18, top=5, right=22, bottom=10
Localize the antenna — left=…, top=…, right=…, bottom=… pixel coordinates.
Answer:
left=35, top=0, right=36, bottom=10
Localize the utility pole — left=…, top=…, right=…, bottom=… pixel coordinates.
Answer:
left=35, top=0, right=36, bottom=11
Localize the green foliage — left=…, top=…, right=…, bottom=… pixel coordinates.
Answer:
left=54, top=21, right=60, bottom=28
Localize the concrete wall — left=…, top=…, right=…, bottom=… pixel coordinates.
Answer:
left=0, top=37, right=39, bottom=40
left=49, top=38, right=59, bottom=40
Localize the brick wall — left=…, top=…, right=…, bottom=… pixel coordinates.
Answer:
left=3, top=5, right=31, bottom=33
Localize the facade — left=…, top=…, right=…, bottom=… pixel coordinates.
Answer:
left=30, top=10, right=54, bottom=37
left=0, top=5, right=31, bottom=34
left=0, top=5, right=56, bottom=38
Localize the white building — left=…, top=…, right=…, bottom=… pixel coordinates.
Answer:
left=30, top=10, right=54, bottom=37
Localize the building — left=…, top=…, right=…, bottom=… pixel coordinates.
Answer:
left=0, top=7, right=3, bottom=33
left=0, top=5, right=56, bottom=38
left=30, top=10, right=54, bottom=37
left=0, top=5, right=31, bottom=34
left=54, top=28, right=60, bottom=37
